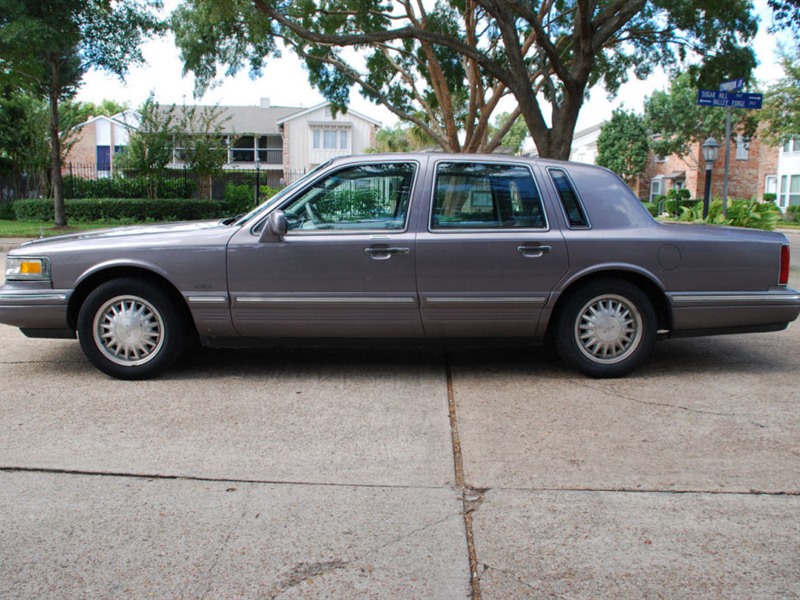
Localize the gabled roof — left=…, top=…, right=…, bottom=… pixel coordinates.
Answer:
left=276, top=102, right=382, bottom=127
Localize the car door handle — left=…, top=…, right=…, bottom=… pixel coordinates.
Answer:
left=364, top=246, right=411, bottom=260
left=517, top=244, right=552, bottom=257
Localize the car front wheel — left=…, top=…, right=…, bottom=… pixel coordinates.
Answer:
left=77, top=278, right=187, bottom=380
left=555, top=280, right=656, bottom=378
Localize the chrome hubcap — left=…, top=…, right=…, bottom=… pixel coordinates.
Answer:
left=93, top=295, right=164, bottom=366
left=575, top=294, right=642, bottom=364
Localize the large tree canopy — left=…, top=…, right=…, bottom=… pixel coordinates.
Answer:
left=767, top=0, right=800, bottom=32
left=0, top=0, right=163, bottom=226
left=172, top=0, right=758, bottom=160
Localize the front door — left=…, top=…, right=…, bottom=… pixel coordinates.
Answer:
left=227, top=161, right=424, bottom=338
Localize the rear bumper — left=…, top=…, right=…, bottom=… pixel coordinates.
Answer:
left=668, top=289, right=800, bottom=335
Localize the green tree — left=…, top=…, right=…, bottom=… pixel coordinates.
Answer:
left=761, top=46, right=800, bottom=146
left=767, top=0, right=800, bottom=32
left=490, top=111, right=529, bottom=154
left=171, top=0, right=758, bottom=160
left=0, top=90, right=110, bottom=197
left=117, top=95, right=176, bottom=199
left=596, top=109, right=649, bottom=185
left=367, top=122, right=436, bottom=153
left=645, top=72, right=759, bottom=169
left=174, top=104, right=231, bottom=199
left=0, top=0, right=163, bottom=226
left=0, top=90, right=51, bottom=193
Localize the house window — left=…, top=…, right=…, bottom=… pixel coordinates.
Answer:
left=97, top=146, right=111, bottom=177
left=765, top=175, right=777, bottom=196
left=782, top=137, right=800, bottom=154
left=780, top=175, right=800, bottom=207
left=312, top=126, right=350, bottom=151
left=736, top=135, right=749, bottom=160
left=650, top=178, right=662, bottom=202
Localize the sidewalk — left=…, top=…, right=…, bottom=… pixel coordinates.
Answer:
left=0, top=238, right=31, bottom=252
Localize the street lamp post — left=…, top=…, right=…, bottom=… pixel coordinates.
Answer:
left=254, top=152, right=261, bottom=208
left=701, top=136, right=720, bottom=219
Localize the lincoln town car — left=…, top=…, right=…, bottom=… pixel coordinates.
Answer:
left=1, top=154, right=798, bottom=379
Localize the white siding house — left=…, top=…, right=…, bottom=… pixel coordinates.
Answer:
left=777, top=137, right=800, bottom=210
left=277, top=103, right=380, bottom=177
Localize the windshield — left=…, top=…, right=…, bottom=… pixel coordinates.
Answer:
left=233, top=161, right=332, bottom=227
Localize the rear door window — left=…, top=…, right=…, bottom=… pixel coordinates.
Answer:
left=431, top=162, right=546, bottom=230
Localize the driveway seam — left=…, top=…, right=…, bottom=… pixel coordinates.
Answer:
left=445, top=349, right=483, bottom=600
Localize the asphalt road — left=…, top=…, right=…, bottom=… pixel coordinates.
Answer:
left=0, top=239, right=799, bottom=598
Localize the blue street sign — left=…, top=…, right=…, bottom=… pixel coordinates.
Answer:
left=697, top=90, right=763, bottom=109
left=719, top=78, right=745, bottom=92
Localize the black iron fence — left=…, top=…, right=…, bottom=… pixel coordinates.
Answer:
left=62, top=163, right=307, bottom=201
left=0, top=164, right=308, bottom=207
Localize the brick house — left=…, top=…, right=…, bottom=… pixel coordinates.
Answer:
left=65, top=110, right=140, bottom=177
left=568, top=124, right=784, bottom=208
left=639, top=133, right=777, bottom=204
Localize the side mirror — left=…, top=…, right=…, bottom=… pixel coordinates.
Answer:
left=259, top=210, right=287, bottom=243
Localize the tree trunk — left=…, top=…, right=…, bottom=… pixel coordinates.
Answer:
left=48, top=65, right=67, bottom=227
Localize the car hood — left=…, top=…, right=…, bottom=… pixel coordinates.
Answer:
left=16, top=220, right=230, bottom=251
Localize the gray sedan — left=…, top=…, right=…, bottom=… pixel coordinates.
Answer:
left=1, top=154, right=798, bottom=379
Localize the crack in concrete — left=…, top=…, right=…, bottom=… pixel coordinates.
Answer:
left=202, top=487, right=253, bottom=600
left=572, top=380, right=749, bottom=417
left=0, top=466, right=444, bottom=491
left=478, top=563, right=540, bottom=592
left=267, top=560, right=348, bottom=599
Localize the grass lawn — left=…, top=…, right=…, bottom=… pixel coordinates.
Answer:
left=0, top=220, right=122, bottom=238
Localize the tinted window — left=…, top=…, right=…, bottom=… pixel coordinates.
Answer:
left=549, top=168, right=589, bottom=228
left=432, top=163, right=545, bottom=229
left=281, top=163, right=415, bottom=231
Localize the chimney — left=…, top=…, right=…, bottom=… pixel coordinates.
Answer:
left=260, top=97, right=271, bottom=108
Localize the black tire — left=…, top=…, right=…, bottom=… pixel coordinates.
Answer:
left=554, top=279, right=656, bottom=378
left=77, top=278, right=187, bottom=380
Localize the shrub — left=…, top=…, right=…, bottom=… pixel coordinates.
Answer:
left=785, top=205, right=800, bottom=223
left=642, top=201, right=659, bottom=217
left=0, top=201, right=14, bottom=220
left=63, top=174, right=195, bottom=199
left=677, top=198, right=781, bottom=230
left=763, top=192, right=777, bottom=203
left=13, top=197, right=227, bottom=223
left=223, top=183, right=257, bottom=216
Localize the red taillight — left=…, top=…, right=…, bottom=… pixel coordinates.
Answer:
left=780, top=244, right=790, bottom=285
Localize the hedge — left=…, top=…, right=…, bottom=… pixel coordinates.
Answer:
left=62, top=175, right=195, bottom=199
left=12, top=197, right=229, bottom=223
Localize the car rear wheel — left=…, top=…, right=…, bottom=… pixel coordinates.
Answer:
left=555, top=280, right=656, bottom=378
left=77, top=278, right=187, bottom=380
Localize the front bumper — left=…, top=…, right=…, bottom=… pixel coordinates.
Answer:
left=0, top=287, right=73, bottom=335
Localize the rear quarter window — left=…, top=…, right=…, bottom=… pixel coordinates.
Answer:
left=548, top=168, right=590, bottom=228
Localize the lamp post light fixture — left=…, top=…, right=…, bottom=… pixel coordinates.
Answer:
left=701, top=136, right=720, bottom=219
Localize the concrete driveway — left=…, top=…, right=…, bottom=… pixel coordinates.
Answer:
left=1, top=242, right=799, bottom=598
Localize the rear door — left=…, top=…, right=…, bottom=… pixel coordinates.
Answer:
left=415, top=159, right=569, bottom=338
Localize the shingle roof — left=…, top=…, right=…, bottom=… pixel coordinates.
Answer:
left=155, top=105, right=303, bottom=135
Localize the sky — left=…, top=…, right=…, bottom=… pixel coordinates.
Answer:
left=76, top=0, right=792, bottom=134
